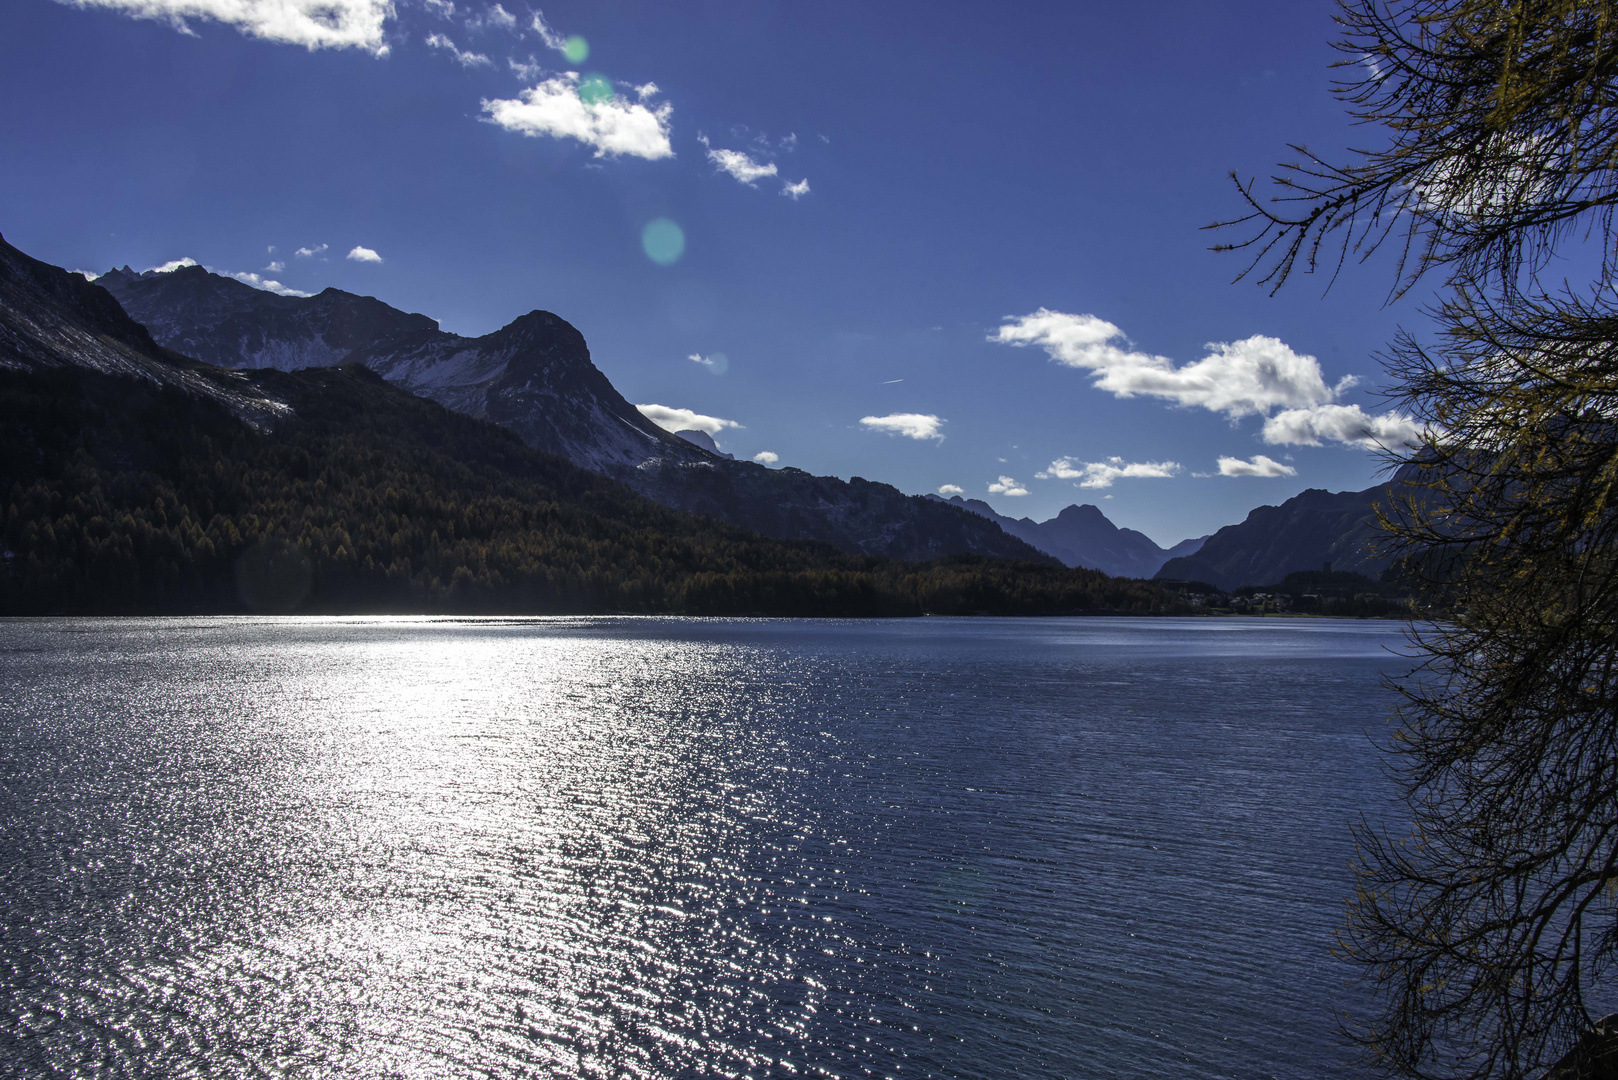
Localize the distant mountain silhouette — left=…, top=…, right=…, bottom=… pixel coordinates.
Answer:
left=927, top=495, right=1205, bottom=578
left=101, top=264, right=1047, bottom=564
left=1154, top=486, right=1392, bottom=590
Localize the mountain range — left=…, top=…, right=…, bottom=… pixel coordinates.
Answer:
left=1154, top=485, right=1395, bottom=591
left=98, top=264, right=1047, bottom=564
left=2, top=231, right=1167, bottom=617
left=87, top=254, right=1404, bottom=589
left=927, top=496, right=1207, bottom=579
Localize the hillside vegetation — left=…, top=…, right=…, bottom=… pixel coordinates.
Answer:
left=0, top=364, right=1167, bottom=617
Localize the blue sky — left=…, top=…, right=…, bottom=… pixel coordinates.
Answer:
left=0, top=0, right=1427, bottom=545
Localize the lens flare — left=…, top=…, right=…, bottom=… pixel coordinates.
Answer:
left=642, top=219, right=685, bottom=266
left=563, top=35, right=589, bottom=64
left=578, top=74, right=613, bottom=106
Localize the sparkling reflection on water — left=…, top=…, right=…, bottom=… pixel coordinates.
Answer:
left=0, top=616, right=1408, bottom=1079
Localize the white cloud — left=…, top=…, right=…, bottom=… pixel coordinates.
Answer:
left=483, top=75, right=674, bottom=160
left=636, top=404, right=741, bottom=437
left=347, top=245, right=383, bottom=263
left=1217, top=454, right=1297, bottom=478
left=1262, top=403, right=1429, bottom=450
left=994, top=309, right=1335, bottom=419
left=147, top=258, right=198, bottom=273
left=753, top=451, right=779, bottom=465
left=937, top=484, right=964, bottom=496
left=62, top=0, right=394, bottom=53
left=782, top=178, right=811, bottom=200
left=481, top=3, right=514, bottom=29
left=265, top=260, right=285, bottom=272
left=73, top=270, right=101, bottom=281
left=426, top=31, right=489, bottom=65
left=531, top=9, right=565, bottom=50
left=987, top=476, right=1029, bottom=496
left=860, top=413, right=945, bottom=441
left=700, top=137, right=777, bottom=185
left=1036, top=456, right=1181, bottom=489
left=226, top=271, right=313, bottom=297
left=423, top=0, right=454, bottom=17
left=295, top=243, right=327, bottom=257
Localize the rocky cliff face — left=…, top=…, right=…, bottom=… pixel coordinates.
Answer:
left=101, top=263, right=1046, bottom=564
left=100, top=265, right=695, bottom=473
left=932, top=495, right=1204, bottom=578
left=0, top=236, right=286, bottom=425
left=1154, top=486, right=1391, bottom=590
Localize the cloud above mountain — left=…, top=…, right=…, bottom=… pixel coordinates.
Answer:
left=636, top=403, right=740, bottom=437
left=987, top=476, right=1028, bottom=496
left=860, top=413, right=944, bottom=441
left=1217, top=454, right=1296, bottom=478
left=483, top=75, right=674, bottom=159
left=347, top=245, right=383, bottom=263
left=1261, top=403, right=1427, bottom=450
left=58, top=0, right=393, bottom=52
left=1036, top=456, right=1180, bottom=489
left=993, top=308, right=1422, bottom=450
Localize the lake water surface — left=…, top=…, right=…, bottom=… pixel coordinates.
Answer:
left=0, top=616, right=1411, bottom=1079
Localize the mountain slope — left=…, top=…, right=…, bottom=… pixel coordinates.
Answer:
left=0, top=237, right=286, bottom=425
left=98, top=264, right=694, bottom=471
left=1154, top=486, right=1390, bottom=590
left=930, top=495, right=1205, bottom=578
left=100, top=263, right=1046, bottom=564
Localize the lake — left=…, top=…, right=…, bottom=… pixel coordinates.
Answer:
left=0, top=615, right=1411, bottom=1079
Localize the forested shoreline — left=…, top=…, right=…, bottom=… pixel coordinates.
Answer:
left=0, top=364, right=1172, bottom=618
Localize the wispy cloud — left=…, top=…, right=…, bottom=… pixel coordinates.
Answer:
left=782, top=178, right=810, bottom=200
left=146, top=257, right=198, bottom=273
left=1037, top=456, right=1181, bottom=489
left=60, top=0, right=393, bottom=53
left=425, top=31, right=490, bottom=66
left=424, top=0, right=455, bottom=18
left=753, top=451, right=779, bottom=465
left=483, top=75, right=674, bottom=159
left=474, top=3, right=515, bottom=31
left=860, top=413, right=945, bottom=441
left=688, top=352, right=729, bottom=374
left=1262, top=403, right=1428, bottom=450
left=346, top=245, right=383, bottom=263
left=1216, top=454, right=1297, bottom=478
left=530, top=9, right=586, bottom=61
left=265, top=260, right=285, bottom=273
left=938, top=484, right=964, bottom=496
left=699, top=136, right=777, bottom=185
left=987, top=476, right=1029, bottom=496
left=226, top=271, right=313, bottom=297
left=295, top=243, right=327, bottom=258
left=636, top=403, right=741, bottom=437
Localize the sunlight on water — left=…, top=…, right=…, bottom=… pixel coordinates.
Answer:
left=0, top=616, right=1408, bottom=1078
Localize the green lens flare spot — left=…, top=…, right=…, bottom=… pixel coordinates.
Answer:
left=578, top=74, right=613, bottom=106
left=641, top=219, right=685, bottom=266
left=563, top=35, right=589, bottom=64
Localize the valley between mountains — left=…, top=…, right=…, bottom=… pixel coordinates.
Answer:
left=2, top=233, right=1401, bottom=614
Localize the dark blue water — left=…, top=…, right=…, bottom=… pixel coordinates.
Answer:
left=0, top=616, right=1410, bottom=1079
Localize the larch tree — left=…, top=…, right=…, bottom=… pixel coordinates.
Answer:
left=1218, top=2, right=1618, bottom=1077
